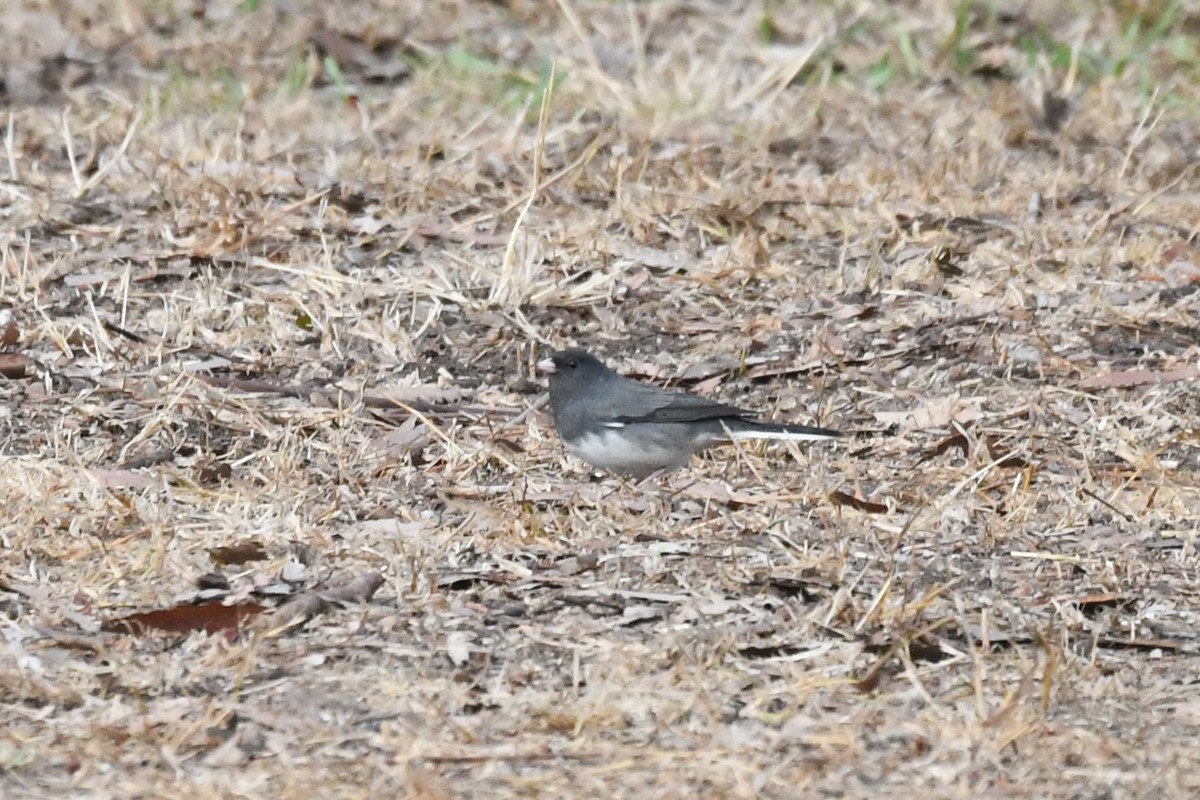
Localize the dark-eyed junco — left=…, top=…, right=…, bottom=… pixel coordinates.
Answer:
left=537, top=348, right=839, bottom=477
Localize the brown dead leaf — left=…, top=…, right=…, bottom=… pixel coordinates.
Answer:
left=985, top=436, right=1031, bottom=468
left=853, top=651, right=892, bottom=693
left=0, top=317, right=18, bottom=347
left=196, top=573, right=230, bottom=591
left=210, top=540, right=269, bottom=567
left=923, top=432, right=970, bottom=460
left=102, top=600, right=265, bottom=637
left=0, top=353, right=36, bottom=379
left=197, top=461, right=233, bottom=484
left=828, top=490, right=892, bottom=514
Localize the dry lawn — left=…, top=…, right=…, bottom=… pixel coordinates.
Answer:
left=3, top=0, right=1200, bottom=797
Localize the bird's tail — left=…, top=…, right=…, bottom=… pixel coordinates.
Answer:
left=725, top=420, right=841, bottom=442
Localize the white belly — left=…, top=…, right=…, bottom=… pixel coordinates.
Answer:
left=566, top=427, right=692, bottom=476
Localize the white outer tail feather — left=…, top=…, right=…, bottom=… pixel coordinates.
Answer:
left=727, top=429, right=838, bottom=442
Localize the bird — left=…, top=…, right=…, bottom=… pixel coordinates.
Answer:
left=537, top=348, right=840, bottom=477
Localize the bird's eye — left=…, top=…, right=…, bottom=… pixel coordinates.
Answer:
left=567, top=359, right=577, bottom=369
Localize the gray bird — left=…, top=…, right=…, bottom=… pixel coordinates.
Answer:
left=537, top=348, right=840, bottom=477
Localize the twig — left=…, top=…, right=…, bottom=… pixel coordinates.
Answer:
left=1078, top=485, right=1134, bottom=522
left=102, top=319, right=148, bottom=344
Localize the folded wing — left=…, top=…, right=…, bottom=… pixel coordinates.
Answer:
left=607, top=381, right=751, bottom=425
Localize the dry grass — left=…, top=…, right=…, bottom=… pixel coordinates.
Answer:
left=3, top=0, right=1200, bottom=797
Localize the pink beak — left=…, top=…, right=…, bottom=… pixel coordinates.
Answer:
left=536, top=358, right=556, bottom=374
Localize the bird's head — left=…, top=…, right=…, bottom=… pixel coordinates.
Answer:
left=537, top=348, right=609, bottom=382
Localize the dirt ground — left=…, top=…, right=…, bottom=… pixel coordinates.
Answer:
left=3, top=1, right=1200, bottom=798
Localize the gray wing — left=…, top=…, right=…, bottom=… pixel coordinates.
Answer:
left=606, top=378, right=751, bottom=425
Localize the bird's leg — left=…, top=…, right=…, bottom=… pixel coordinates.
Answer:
left=600, top=469, right=667, bottom=501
